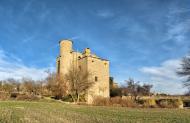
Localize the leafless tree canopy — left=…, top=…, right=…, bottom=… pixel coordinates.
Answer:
left=46, top=72, right=67, bottom=99
left=177, top=56, right=190, bottom=87
left=65, top=66, right=95, bottom=103
left=122, top=78, right=153, bottom=100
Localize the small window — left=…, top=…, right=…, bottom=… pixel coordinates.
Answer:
left=57, top=61, right=60, bottom=74
left=95, top=76, right=98, bottom=82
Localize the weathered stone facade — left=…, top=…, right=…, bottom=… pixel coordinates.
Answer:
left=56, top=40, right=110, bottom=103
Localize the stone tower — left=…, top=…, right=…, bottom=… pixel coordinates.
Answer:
left=56, top=39, right=110, bottom=103
left=56, top=40, right=73, bottom=76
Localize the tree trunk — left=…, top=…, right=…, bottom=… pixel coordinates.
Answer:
left=77, top=94, right=80, bottom=103
left=70, top=94, right=76, bottom=103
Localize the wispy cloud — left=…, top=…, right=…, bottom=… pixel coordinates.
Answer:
left=139, top=59, right=187, bottom=94
left=0, top=49, right=53, bottom=81
left=97, top=10, right=114, bottom=18
left=20, top=0, right=35, bottom=16
left=170, top=8, right=190, bottom=14
left=165, top=6, right=190, bottom=43
left=166, top=19, right=190, bottom=43
left=22, top=35, right=37, bottom=43
left=70, top=36, right=80, bottom=40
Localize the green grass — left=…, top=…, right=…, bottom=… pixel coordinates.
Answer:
left=0, top=100, right=190, bottom=123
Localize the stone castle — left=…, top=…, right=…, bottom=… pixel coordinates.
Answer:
left=56, top=40, right=110, bottom=103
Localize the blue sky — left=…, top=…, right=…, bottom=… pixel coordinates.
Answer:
left=0, top=0, right=190, bottom=94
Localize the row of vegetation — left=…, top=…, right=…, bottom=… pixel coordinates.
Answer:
left=92, top=96, right=183, bottom=108
left=0, top=73, right=184, bottom=108
left=94, top=78, right=183, bottom=108
left=0, top=75, right=151, bottom=99
left=0, top=66, right=93, bottom=103
left=0, top=55, right=190, bottom=109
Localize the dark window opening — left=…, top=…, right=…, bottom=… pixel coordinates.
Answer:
left=95, top=76, right=98, bottom=82
left=57, top=61, right=60, bottom=74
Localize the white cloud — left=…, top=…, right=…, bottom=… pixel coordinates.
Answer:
left=139, top=59, right=187, bottom=94
left=140, top=59, right=181, bottom=80
left=0, top=49, right=53, bottom=81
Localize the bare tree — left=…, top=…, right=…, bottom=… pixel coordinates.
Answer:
left=177, top=56, right=190, bottom=88
left=46, top=72, right=57, bottom=95
left=2, top=82, right=14, bottom=94
left=46, top=72, right=67, bottom=99
left=21, top=78, right=35, bottom=94
left=0, top=81, right=2, bottom=91
left=65, top=66, right=95, bottom=103
left=35, top=80, right=44, bottom=96
left=123, top=78, right=153, bottom=100
left=140, top=84, right=153, bottom=96
left=7, top=78, right=21, bottom=93
left=123, top=78, right=139, bottom=100
left=54, top=75, right=67, bottom=99
left=0, top=78, right=19, bottom=94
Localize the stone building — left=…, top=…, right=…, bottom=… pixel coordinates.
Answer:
left=56, top=40, right=110, bottom=103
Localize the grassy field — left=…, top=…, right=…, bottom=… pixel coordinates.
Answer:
left=0, top=100, right=190, bottom=123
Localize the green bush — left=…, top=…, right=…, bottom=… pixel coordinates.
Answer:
left=110, top=88, right=122, bottom=97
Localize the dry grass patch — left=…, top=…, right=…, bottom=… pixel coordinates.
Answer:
left=1, top=101, right=190, bottom=123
